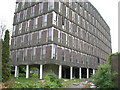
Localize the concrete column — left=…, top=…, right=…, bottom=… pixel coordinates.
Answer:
left=15, top=66, right=19, bottom=77
left=87, top=68, right=89, bottom=78
left=79, top=67, right=81, bottom=79
left=70, top=67, right=73, bottom=79
left=93, top=69, right=95, bottom=75
left=59, top=65, right=62, bottom=79
left=40, top=64, right=43, bottom=79
left=26, top=65, right=29, bottom=78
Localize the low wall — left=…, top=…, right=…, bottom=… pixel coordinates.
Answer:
left=111, top=54, right=120, bottom=89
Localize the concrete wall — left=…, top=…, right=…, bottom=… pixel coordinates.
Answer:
left=111, top=54, right=120, bottom=89
left=43, top=64, right=59, bottom=78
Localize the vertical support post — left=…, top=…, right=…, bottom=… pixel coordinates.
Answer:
left=93, top=69, right=95, bottom=75
left=15, top=66, right=19, bottom=77
left=59, top=65, right=62, bottom=79
left=40, top=64, right=43, bottom=79
left=26, top=65, right=29, bottom=78
left=87, top=68, right=89, bottom=78
left=70, top=67, right=73, bottom=79
left=79, top=67, right=81, bottom=79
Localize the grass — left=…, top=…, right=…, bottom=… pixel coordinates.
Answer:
left=4, top=75, right=89, bottom=88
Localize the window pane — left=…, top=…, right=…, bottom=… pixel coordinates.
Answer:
left=48, top=1, right=54, bottom=10
left=39, top=2, right=43, bottom=14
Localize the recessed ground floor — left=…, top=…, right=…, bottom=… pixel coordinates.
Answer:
left=14, top=64, right=97, bottom=79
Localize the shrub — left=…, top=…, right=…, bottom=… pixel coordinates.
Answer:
left=44, top=73, right=63, bottom=88
left=30, top=73, right=38, bottom=78
left=19, top=73, right=26, bottom=77
left=92, top=64, right=117, bottom=88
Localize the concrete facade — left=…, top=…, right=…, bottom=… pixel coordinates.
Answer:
left=11, top=0, right=112, bottom=79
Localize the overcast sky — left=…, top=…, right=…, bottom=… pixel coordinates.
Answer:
left=0, top=0, right=119, bottom=53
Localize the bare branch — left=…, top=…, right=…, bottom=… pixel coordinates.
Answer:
left=0, top=22, right=6, bottom=39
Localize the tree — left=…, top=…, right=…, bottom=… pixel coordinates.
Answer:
left=0, top=22, right=6, bottom=40
left=2, top=30, right=11, bottom=82
left=92, top=64, right=117, bottom=88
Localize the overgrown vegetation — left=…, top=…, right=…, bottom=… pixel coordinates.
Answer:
left=107, top=52, right=120, bottom=64
left=92, top=53, right=118, bottom=88
left=2, top=30, right=11, bottom=82
left=11, top=73, right=63, bottom=88
left=44, top=73, right=63, bottom=88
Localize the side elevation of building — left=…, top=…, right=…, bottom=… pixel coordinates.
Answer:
left=10, top=0, right=112, bottom=79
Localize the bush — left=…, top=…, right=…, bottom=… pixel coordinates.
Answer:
left=44, top=73, right=63, bottom=88
left=30, top=73, right=38, bottom=78
left=19, top=73, right=26, bottom=77
left=92, top=64, right=117, bottom=88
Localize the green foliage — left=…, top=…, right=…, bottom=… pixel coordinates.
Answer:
left=92, top=64, right=117, bottom=88
left=2, top=30, right=11, bottom=82
left=12, top=82, right=44, bottom=88
left=44, top=73, right=63, bottom=88
left=108, top=52, right=120, bottom=64
left=30, top=73, right=38, bottom=78
left=19, top=73, right=26, bottom=77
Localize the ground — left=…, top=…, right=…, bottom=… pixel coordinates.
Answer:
left=2, top=76, right=92, bottom=88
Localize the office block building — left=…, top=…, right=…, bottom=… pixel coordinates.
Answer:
left=10, top=0, right=112, bottom=79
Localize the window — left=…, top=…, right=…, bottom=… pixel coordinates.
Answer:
left=42, top=14, right=47, bottom=27
left=69, top=22, right=72, bottom=33
left=59, top=2, right=62, bottom=13
left=76, top=52, right=79, bottom=63
left=82, top=18, right=85, bottom=28
left=48, top=28, right=53, bottom=42
left=51, top=44, right=56, bottom=59
left=61, top=47, right=64, bottom=61
left=23, top=9, right=27, bottom=20
left=16, top=12, right=20, bottom=22
left=21, top=35, right=24, bottom=47
left=75, top=26, right=78, bottom=36
left=66, top=7, right=69, bottom=18
left=98, top=57, right=100, bottom=64
left=79, top=6, right=83, bottom=15
left=39, top=2, right=43, bottom=14
left=48, top=1, right=54, bottom=10
left=14, top=37, right=17, bottom=48
left=29, top=0, right=32, bottom=6
left=42, top=45, right=46, bottom=59
left=33, top=17, right=38, bottom=29
left=12, top=25, right=16, bottom=35
left=16, top=50, right=20, bottom=61
left=66, top=33, right=68, bottom=45
left=31, top=6, right=35, bottom=16
left=62, top=16, right=65, bottom=29
left=15, top=3, right=19, bottom=11
left=32, top=47, right=36, bottom=60
left=19, top=23, right=22, bottom=34
left=26, top=20, right=30, bottom=32
left=72, top=11, right=75, bottom=21
left=58, top=30, right=61, bottom=43
left=38, top=30, right=42, bottom=43
left=74, top=3, right=77, bottom=11
left=24, top=48, right=28, bottom=61
left=78, top=15, right=80, bottom=25
left=69, top=50, right=72, bottom=62
left=84, top=10, right=87, bottom=19
left=28, top=33, right=32, bottom=45
left=21, top=1, right=25, bottom=9
left=52, top=11, right=58, bottom=25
